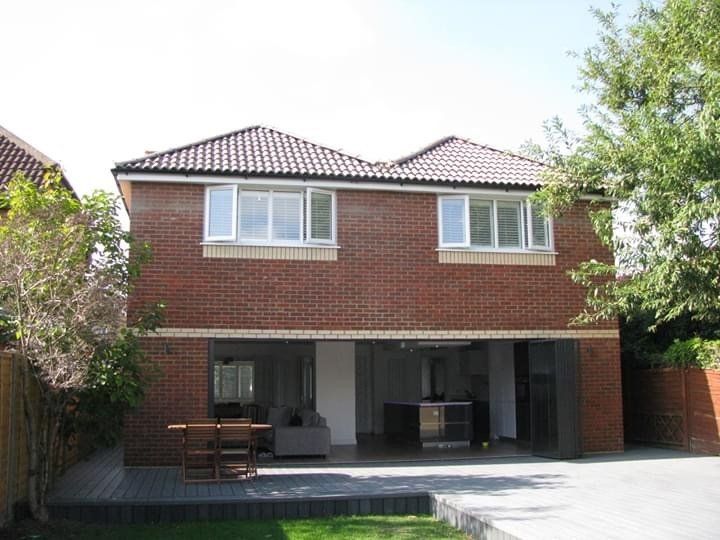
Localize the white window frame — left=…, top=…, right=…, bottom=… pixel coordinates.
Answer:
left=438, top=194, right=553, bottom=253
left=438, top=195, right=470, bottom=248
left=495, top=199, right=524, bottom=250
left=205, top=185, right=238, bottom=242
left=526, top=200, right=553, bottom=251
left=468, top=198, right=495, bottom=248
left=238, top=189, right=271, bottom=243
left=238, top=189, right=305, bottom=245
left=204, top=185, right=338, bottom=247
left=306, top=188, right=336, bottom=245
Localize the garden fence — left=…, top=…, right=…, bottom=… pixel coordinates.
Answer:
left=624, top=367, right=720, bottom=454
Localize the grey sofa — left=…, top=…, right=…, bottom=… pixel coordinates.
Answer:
left=265, top=407, right=331, bottom=458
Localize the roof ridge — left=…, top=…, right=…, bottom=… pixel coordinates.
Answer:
left=391, top=136, right=458, bottom=167
left=0, top=124, right=59, bottom=168
left=451, top=135, right=549, bottom=168
left=114, top=125, right=264, bottom=167
left=115, top=125, right=377, bottom=168
left=256, top=124, right=376, bottom=166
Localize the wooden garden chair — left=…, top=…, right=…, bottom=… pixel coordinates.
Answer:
left=218, top=418, right=256, bottom=480
left=182, top=420, right=218, bottom=483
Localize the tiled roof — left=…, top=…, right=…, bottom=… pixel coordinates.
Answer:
left=114, top=126, right=547, bottom=188
left=0, top=125, right=54, bottom=185
left=0, top=125, right=73, bottom=192
left=386, top=136, right=546, bottom=187
left=114, top=126, right=382, bottom=180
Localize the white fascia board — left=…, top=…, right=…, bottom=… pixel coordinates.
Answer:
left=115, top=172, right=610, bottom=201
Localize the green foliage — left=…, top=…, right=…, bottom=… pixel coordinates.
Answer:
left=0, top=171, right=153, bottom=389
left=529, top=0, right=720, bottom=328
left=0, top=171, right=162, bottom=518
left=0, top=307, right=12, bottom=344
left=72, top=306, right=164, bottom=450
left=6, top=515, right=466, bottom=540
left=621, top=308, right=720, bottom=367
left=662, top=337, right=720, bottom=369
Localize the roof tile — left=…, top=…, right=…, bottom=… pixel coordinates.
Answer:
left=115, top=126, right=381, bottom=179
left=0, top=125, right=53, bottom=186
left=387, top=136, right=546, bottom=187
left=114, top=126, right=547, bottom=188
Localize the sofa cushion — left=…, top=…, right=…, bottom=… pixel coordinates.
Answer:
left=266, top=406, right=291, bottom=427
left=300, top=409, right=320, bottom=427
left=272, top=425, right=331, bottom=457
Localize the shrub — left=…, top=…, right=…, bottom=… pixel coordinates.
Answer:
left=662, top=338, right=720, bottom=370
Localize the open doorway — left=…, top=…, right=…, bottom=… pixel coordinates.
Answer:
left=355, top=340, right=532, bottom=458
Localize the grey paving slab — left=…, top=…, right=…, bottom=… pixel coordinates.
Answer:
left=49, top=446, right=720, bottom=539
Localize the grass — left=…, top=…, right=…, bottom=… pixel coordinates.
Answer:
left=1, top=515, right=467, bottom=540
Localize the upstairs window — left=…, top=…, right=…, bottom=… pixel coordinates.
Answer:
left=205, top=186, right=237, bottom=241
left=438, top=195, right=551, bottom=251
left=307, top=188, right=335, bottom=243
left=204, top=186, right=336, bottom=245
left=239, top=190, right=271, bottom=241
left=496, top=201, right=522, bottom=249
left=439, top=196, right=469, bottom=247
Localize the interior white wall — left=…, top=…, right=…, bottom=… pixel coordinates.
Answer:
left=316, top=341, right=357, bottom=445
left=488, top=341, right=517, bottom=439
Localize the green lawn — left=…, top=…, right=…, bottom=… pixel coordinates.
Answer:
left=3, top=515, right=467, bottom=540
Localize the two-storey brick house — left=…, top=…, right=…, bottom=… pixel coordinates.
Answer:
left=114, top=126, right=622, bottom=466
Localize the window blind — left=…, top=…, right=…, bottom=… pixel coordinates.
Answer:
left=272, top=192, right=302, bottom=242
left=441, top=198, right=467, bottom=245
left=309, top=190, right=333, bottom=241
left=531, top=205, right=549, bottom=248
left=207, top=187, right=235, bottom=239
left=238, top=365, right=254, bottom=400
left=470, top=199, right=493, bottom=247
left=496, top=201, right=522, bottom=248
left=220, top=365, right=238, bottom=400
left=239, top=191, right=269, bottom=240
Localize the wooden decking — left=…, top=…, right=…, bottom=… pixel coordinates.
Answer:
left=49, top=446, right=720, bottom=539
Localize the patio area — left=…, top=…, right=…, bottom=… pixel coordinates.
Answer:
left=49, top=446, right=720, bottom=539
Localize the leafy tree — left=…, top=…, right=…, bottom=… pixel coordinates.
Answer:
left=0, top=172, right=161, bottom=521
left=528, top=0, right=720, bottom=328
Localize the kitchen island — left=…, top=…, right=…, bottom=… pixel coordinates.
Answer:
left=384, top=401, right=473, bottom=448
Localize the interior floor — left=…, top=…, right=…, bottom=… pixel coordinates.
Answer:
left=258, top=434, right=530, bottom=466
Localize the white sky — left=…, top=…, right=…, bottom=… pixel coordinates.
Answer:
left=1, top=0, right=635, bottom=211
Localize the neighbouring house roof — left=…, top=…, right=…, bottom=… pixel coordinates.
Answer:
left=0, top=125, right=73, bottom=192
left=113, top=125, right=547, bottom=189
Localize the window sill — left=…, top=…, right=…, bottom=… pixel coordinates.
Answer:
left=202, top=243, right=339, bottom=261
left=437, top=248, right=556, bottom=266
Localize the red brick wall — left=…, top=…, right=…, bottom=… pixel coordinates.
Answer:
left=127, top=183, right=616, bottom=331
left=124, top=338, right=208, bottom=466
left=579, top=338, right=624, bottom=452
left=123, top=182, right=624, bottom=464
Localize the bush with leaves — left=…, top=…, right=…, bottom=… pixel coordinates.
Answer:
left=0, top=171, right=163, bottom=521
left=71, top=307, right=163, bottom=451
left=526, top=0, right=720, bottom=329
left=663, top=337, right=720, bottom=369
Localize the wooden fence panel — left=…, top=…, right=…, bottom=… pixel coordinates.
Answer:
left=0, top=351, right=81, bottom=526
left=0, top=351, right=25, bottom=526
left=626, top=367, right=720, bottom=455
left=625, top=368, right=687, bottom=448
left=687, top=369, right=720, bottom=454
